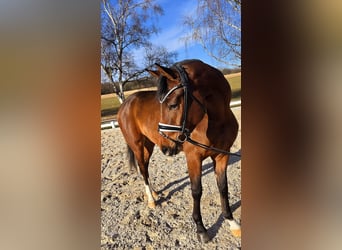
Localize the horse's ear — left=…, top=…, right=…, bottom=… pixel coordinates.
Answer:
left=154, top=63, right=177, bottom=81
left=146, top=69, right=160, bottom=78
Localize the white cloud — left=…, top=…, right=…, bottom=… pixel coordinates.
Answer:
left=151, top=0, right=198, bottom=51
left=151, top=27, right=186, bottom=51
left=132, top=0, right=202, bottom=67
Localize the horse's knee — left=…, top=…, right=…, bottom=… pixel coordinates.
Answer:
left=191, top=186, right=202, bottom=200
left=216, top=174, right=228, bottom=194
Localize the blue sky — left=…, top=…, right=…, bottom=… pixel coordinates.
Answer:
left=102, top=0, right=240, bottom=82
left=133, top=0, right=240, bottom=69
left=140, top=0, right=218, bottom=67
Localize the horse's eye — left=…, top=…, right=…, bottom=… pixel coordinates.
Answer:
left=168, top=103, right=178, bottom=110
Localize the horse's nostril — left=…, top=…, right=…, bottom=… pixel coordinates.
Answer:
left=161, top=146, right=168, bottom=154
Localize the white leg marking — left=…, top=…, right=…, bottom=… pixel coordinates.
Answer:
left=228, top=219, right=241, bottom=230
left=144, top=183, right=155, bottom=203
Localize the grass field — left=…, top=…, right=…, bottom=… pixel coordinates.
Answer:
left=101, top=73, right=241, bottom=121
left=225, top=73, right=241, bottom=99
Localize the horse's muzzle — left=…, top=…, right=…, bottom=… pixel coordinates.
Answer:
left=161, top=144, right=181, bottom=156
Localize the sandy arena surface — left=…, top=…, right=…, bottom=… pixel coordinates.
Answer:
left=101, top=107, right=241, bottom=249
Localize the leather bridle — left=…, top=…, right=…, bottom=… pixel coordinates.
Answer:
left=158, top=63, right=192, bottom=143
left=157, top=63, right=241, bottom=157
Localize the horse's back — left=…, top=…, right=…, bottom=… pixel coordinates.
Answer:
left=118, top=90, right=156, bottom=119
left=179, top=59, right=232, bottom=105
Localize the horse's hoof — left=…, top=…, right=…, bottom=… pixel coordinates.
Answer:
left=197, top=232, right=210, bottom=243
left=152, top=190, right=159, bottom=200
left=228, top=219, right=241, bottom=237
left=148, top=201, right=156, bottom=209
left=231, top=228, right=241, bottom=237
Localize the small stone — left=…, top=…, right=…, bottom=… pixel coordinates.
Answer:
left=163, top=222, right=173, bottom=233
left=134, top=211, right=141, bottom=220
left=111, top=233, right=119, bottom=241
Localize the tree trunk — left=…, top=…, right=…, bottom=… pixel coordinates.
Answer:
left=117, top=82, right=125, bottom=104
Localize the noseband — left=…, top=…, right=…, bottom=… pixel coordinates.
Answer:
left=157, top=63, right=241, bottom=157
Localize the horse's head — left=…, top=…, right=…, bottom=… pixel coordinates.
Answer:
left=147, top=62, right=205, bottom=156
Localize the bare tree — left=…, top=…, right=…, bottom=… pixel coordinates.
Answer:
left=144, top=45, right=178, bottom=68
left=101, top=0, right=163, bottom=103
left=183, top=0, right=241, bottom=67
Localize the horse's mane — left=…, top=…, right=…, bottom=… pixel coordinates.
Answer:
left=156, top=75, right=168, bottom=102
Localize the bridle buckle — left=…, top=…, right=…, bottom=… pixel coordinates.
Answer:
left=177, top=133, right=188, bottom=143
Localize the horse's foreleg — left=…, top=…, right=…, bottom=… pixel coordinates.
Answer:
left=138, top=162, right=157, bottom=208
left=141, top=141, right=157, bottom=209
left=187, top=157, right=210, bottom=243
left=214, top=155, right=241, bottom=237
left=131, top=139, right=157, bottom=209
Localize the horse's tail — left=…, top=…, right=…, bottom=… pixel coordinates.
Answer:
left=126, top=144, right=137, bottom=172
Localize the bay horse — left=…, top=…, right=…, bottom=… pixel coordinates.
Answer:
left=117, top=59, right=240, bottom=242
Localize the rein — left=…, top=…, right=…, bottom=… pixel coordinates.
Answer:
left=157, top=63, right=241, bottom=158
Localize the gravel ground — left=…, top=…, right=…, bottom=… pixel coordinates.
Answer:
left=101, top=107, right=241, bottom=250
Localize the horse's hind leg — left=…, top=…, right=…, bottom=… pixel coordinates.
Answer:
left=212, top=155, right=241, bottom=237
